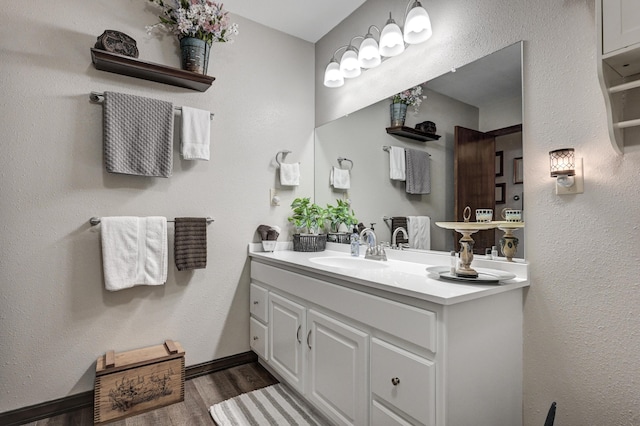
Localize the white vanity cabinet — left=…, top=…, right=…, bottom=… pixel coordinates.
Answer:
left=249, top=257, right=524, bottom=426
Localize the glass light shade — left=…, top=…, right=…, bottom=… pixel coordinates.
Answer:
left=379, top=19, right=405, bottom=57
left=404, top=2, right=433, bottom=44
left=549, top=148, right=575, bottom=177
left=324, top=61, right=344, bottom=88
left=340, top=48, right=361, bottom=78
left=358, top=36, right=381, bottom=68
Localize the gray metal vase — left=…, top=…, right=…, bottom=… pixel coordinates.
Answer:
left=390, top=103, right=407, bottom=126
left=180, top=37, right=211, bottom=74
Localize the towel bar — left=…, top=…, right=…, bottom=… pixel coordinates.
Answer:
left=275, top=150, right=292, bottom=167
left=89, top=92, right=214, bottom=120
left=89, top=217, right=214, bottom=226
left=337, top=157, right=353, bottom=170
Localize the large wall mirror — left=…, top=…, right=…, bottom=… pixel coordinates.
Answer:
left=315, top=41, right=524, bottom=257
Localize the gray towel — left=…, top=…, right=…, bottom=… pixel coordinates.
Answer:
left=103, top=91, right=174, bottom=177
left=405, top=148, right=431, bottom=194
left=174, top=217, right=207, bottom=271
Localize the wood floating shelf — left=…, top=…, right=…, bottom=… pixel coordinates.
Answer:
left=90, top=48, right=215, bottom=92
left=385, top=126, right=441, bottom=142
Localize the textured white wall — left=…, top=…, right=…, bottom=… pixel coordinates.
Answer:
left=316, top=0, right=640, bottom=425
left=0, top=1, right=314, bottom=412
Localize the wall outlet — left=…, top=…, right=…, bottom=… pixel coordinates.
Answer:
left=270, top=188, right=280, bottom=206
left=556, top=158, right=584, bottom=195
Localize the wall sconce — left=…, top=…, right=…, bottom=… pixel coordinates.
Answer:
left=549, top=148, right=584, bottom=195
left=323, top=0, right=433, bottom=88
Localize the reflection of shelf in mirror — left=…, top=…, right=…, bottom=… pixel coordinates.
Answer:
left=90, top=48, right=215, bottom=92
left=385, top=126, right=441, bottom=142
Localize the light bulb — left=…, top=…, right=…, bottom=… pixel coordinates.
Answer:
left=404, top=2, right=432, bottom=44
left=323, top=60, right=344, bottom=88
left=340, top=48, right=361, bottom=78
left=358, top=36, right=381, bottom=69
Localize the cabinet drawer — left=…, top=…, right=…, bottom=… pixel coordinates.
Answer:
left=371, top=338, right=435, bottom=426
left=250, top=283, right=269, bottom=323
left=250, top=317, right=268, bottom=360
left=371, top=400, right=415, bottom=426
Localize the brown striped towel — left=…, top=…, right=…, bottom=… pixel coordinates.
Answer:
left=174, top=217, right=207, bottom=270
left=391, top=216, right=409, bottom=244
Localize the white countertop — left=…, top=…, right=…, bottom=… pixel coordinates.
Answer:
left=248, top=243, right=529, bottom=305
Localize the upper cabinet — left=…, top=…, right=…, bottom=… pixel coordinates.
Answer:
left=597, top=0, right=640, bottom=154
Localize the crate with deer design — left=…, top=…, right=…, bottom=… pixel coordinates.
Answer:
left=94, top=340, right=185, bottom=424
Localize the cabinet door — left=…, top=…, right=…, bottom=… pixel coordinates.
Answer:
left=602, top=0, right=640, bottom=54
left=269, top=292, right=306, bottom=393
left=307, top=309, right=368, bottom=426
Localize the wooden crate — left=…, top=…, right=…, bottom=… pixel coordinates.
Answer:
left=94, top=340, right=185, bottom=424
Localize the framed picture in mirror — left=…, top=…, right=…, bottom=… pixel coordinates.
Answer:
left=496, top=183, right=506, bottom=204
left=513, top=157, right=523, bottom=184
left=496, top=151, right=504, bottom=177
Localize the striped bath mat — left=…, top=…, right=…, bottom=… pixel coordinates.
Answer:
left=209, top=383, right=329, bottom=425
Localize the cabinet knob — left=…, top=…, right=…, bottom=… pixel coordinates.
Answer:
left=253, top=300, right=259, bottom=305
left=391, top=377, right=400, bottom=386
left=253, top=336, right=259, bottom=341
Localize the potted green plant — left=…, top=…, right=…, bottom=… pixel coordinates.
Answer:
left=325, top=199, right=358, bottom=244
left=287, top=198, right=328, bottom=251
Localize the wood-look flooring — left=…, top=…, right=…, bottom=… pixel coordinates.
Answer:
left=24, top=362, right=278, bottom=426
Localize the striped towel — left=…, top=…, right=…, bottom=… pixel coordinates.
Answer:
left=210, top=384, right=326, bottom=426
left=391, top=217, right=409, bottom=244
left=174, top=217, right=207, bottom=271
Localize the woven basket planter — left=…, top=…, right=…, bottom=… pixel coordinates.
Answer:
left=292, top=234, right=327, bottom=252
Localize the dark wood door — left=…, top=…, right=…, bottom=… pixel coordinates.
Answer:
left=454, top=126, right=496, bottom=254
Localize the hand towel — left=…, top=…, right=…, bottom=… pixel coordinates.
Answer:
left=405, top=148, right=431, bottom=194
left=390, top=146, right=406, bottom=180
left=100, top=216, right=168, bottom=291
left=279, top=162, right=300, bottom=186
left=174, top=217, right=207, bottom=271
left=330, top=167, right=351, bottom=189
left=407, top=216, right=431, bottom=250
left=103, top=91, right=174, bottom=177
left=180, top=106, right=211, bottom=160
left=391, top=217, right=409, bottom=244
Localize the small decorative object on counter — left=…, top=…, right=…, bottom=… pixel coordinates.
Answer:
left=450, top=251, right=457, bottom=273
left=288, top=197, right=327, bottom=252
left=95, top=30, right=139, bottom=58
left=350, top=228, right=360, bottom=257
left=146, top=0, right=239, bottom=74
left=491, top=245, right=498, bottom=259
left=415, top=120, right=436, bottom=134
left=257, top=224, right=280, bottom=252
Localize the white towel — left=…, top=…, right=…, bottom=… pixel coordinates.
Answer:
left=181, top=106, right=211, bottom=160
left=330, top=167, right=351, bottom=189
left=390, top=146, right=406, bottom=180
left=100, top=216, right=168, bottom=291
left=279, top=162, right=300, bottom=186
left=407, top=216, right=431, bottom=250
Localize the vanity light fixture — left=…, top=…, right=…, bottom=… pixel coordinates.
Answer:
left=322, top=0, right=433, bottom=88
left=549, top=148, right=584, bottom=194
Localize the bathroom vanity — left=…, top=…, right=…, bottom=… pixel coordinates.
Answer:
left=248, top=244, right=528, bottom=426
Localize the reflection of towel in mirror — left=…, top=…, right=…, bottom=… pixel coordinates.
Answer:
left=405, top=149, right=430, bottom=194
left=100, top=216, right=168, bottom=291
left=279, top=162, right=300, bottom=186
left=180, top=106, right=211, bottom=160
left=330, top=167, right=351, bottom=189
left=391, top=217, right=408, bottom=244
left=407, top=216, right=431, bottom=250
left=389, top=146, right=406, bottom=180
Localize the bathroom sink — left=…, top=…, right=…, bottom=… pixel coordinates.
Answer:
left=309, top=256, right=390, bottom=270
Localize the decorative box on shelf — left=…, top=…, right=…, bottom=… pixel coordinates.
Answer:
left=94, top=340, right=185, bottom=424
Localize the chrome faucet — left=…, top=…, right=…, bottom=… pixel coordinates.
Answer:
left=359, top=228, right=387, bottom=261
left=391, top=227, right=408, bottom=250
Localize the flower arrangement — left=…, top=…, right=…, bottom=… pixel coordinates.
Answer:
left=391, top=84, right=426, bottom=113
left=146, top=0, right=239, bottom=44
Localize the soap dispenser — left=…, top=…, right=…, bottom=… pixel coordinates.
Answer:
left=350, top=227, right=360, bottom=257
